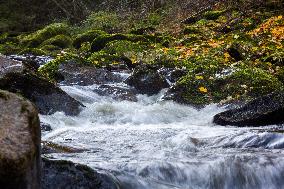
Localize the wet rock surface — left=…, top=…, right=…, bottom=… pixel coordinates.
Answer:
left=41, top=141, right=87, bottom=154
left=158, top=68, right=187, bottom=83
left=0, top=56, right=83, bottom=116
left=214, top=91, right=284, bottom=126
left=58, top=61, right=124, bottom=85
left=94, top=84, right=138, bottom=102
left=40, top=122, right=52, bottom=132
left=162, top=84, right=189, bottom=104
left=125, top=64, right=169, bottom=95
left=0, top=90, right=41, bottom=189
left=42, top=158, right=118, bottom=189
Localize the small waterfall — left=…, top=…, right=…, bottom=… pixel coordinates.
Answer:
left=41, top=72, right=284, bottom=189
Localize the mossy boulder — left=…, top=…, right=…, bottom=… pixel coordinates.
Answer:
left=21, top=23, right=70, bottom=48
left=73, top=30, right=107, bottom=49
left=41, top=34, right=72, bottom=49
left=91, top=34, right=149, bottom=52
left=163, top=65, right=284, bottom=106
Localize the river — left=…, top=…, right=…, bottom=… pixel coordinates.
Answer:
left=40, top=71, right=284, bottom=189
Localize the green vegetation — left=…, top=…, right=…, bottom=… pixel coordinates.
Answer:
left=1, top=0, right=284, bottom=105
left=21, top=23, right=70, bottom=47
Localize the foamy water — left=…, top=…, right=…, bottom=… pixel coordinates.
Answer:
left=41, top=72, right=284, bottom=189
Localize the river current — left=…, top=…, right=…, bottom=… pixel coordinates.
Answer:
left=40, top=71, right=284, bottom=189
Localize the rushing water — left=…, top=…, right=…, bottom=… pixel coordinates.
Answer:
left=40, top=71, right=284, bottom=189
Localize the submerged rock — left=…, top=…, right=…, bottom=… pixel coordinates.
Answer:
left=0, top=56, right=83, bottom=116
left=58, top=61, right=124, bottom=85
left=125, top=64, right=169, bottom=95
left=40, top=122, right=52, bottom=132
left=214, top=91, right=284, bottom=126
left=94, top=84, right=138, bottom=102
left=0, top=90, right=41, bottom=189
left=41, top=141, right=87, bottom=154
left=42, top=158, right=118, bottom=189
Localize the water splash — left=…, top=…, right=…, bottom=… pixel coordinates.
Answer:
left=41, top=79, right=284, bottom=189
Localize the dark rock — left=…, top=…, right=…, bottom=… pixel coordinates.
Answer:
left=94, top=84, right=138, bottom=102
left=40, top=122, right=52, bottom=132
left=125, top=64, right=170, bottom=95
left=0, top=56, right=84, bottom=116
left=159, top=68, right=187, bottom=83
left=0, top=90, right=41, bottom=189
left=58, top=61, right=124, bottom=85
left=42, top=158, right=118, bottom=189
left=214, top=91, right=284, bottom=126
left=227, top=46, right=244, bottom=61
left=8, top=55, right=40, bottom=71
left=162, top=84, right=189, bottom=104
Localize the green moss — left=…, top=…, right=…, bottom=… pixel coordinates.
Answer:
left=41, top=34, right=72, bottom=49
left=180, top=34, right=202, bottom=45
left=19, top=48, right=46, bottom=55
left=0, top=42, right=21, bottom=55
left=0, top=90, right=9, bottom=100
left=91, top=34, right=149, bottom=52
left=88, top=51, right=125, bottom=67
left=20, top=23, right=70, bottom=48
left=40, top=44, right=61, bottom=52
left=222, top=66, right=283, bottom=99
left=73, top=30, right=107, bottom=49
left=130, top=26, right=156, bottom=35
left=39, top=52, right=89, bottom=81
left=183, top=26, right=201, bottom=35
left=171, top=58, right=283, bottom=106
left=83, top=11, right=121, bottom=33
left=203, top=10, right=225, bottom=20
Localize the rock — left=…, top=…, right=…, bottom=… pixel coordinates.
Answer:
left=0, top=90, right=41, bottom=189
left=158, top=68, right=187, bottom=83
left=94, top=84, right=138, bottom=102
left=125, top=64, right=170, bottom=95
left=41, top=141, right=87, bottom=154
left=58, top=61, right=124, bottom=85
left=213, top=91, right=284, bottom=126
left=40, top=122, right=52, bottom=132
left=42, top=158, right=118, bottom=189
left=0, top=56, right=84, bottom=116
left=162, top=84, right=189, bottom=104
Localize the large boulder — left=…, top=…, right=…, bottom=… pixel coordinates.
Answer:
left=57, top=61, right=124, bottom=86
left=42, top=158, right=118, bottom=189
left=213, top=91, right=284, bottom=126
left=0, top=56, right=83, bottom=115
left=125, top=64, right=170, bottom=95
left=0, top=90, right=41, bottom=189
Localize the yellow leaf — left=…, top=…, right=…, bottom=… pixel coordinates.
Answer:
left=195, top=75, right=204, bottom=80
left=199, top=87, right=208, bottom=93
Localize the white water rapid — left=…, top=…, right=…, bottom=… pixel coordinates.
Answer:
left=41, top=71, right=284, bottom=189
